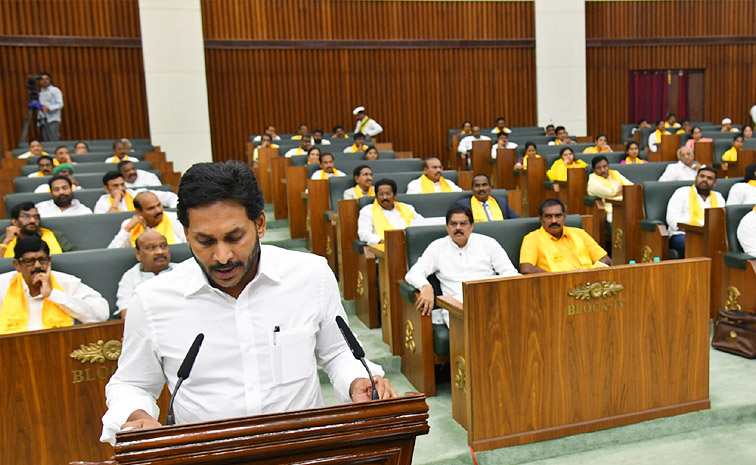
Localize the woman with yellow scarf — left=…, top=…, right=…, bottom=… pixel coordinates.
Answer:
left=547, top=147, right=587, bottom=182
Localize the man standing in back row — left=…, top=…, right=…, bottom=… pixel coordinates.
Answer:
left=353, top=106, right=383, bottom=138
left=37, top=72, right=64, bottom=141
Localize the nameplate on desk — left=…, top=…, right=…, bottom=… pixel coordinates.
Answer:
left=566, top=281, right=625, bottom=317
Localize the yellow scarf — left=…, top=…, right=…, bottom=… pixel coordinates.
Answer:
left=371, top=200, right=415, bottom=239
left=291, top=135, right=302, bottom=140
left=319, top=170, right=343, bottom=180
left=665, top=122, right=680, bottom=129
left=522, top=154, right=541, bottom=170
left=358, top=117, right=371, bottom=133
left=294, top=147, right=306, bottom=155
left=353, top=185, right=375, bottom=199
left=748, top=180, right=756, bottom=188
left=109, top=155, right=134, bottom=163
left=459, top=130, right=471, bottom=135
left=594, top=170, right=624, bottom=192
left=470, top=196, right=504, bottom=222
left=624, top=156, right=646, bottom=164
left=419, top=174, right=452, bottom=193
left=493, top=127, right=511, bottom=134
left=688, top=185, right=719, bottom=225
left=110, top=193, right=135, bottom=212
left=53, top=159, right=60, bottom=166
left=0, top=273, right=71, bottom=334
left=128, top=215, right=176, bottom=247
left=654, top=129, right=665, bottom=143
left=349, top=144, right=365, bottom=153
left=3, top=228, right=63, bottom=258
left=31, top=171, right=44, bottom=177
left=675, top=129, right=686, bottom=135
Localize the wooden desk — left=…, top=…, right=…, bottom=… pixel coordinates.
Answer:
left=441, top=260, right=710, bottom=450
left=369, top=243, right=399, bottom=346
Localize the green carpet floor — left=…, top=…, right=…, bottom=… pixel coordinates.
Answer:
left=264, top=205, right=756, bottom=465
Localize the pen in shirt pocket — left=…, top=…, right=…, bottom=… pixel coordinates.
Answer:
left=273, top=325, right=280, bottom=345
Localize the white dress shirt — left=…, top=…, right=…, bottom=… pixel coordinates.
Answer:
left=404, top=233, right=520, bottom=326
left=34, top=183, right=82, bottom=194
left=313, top=139, right=331, bottom=145
left=405, top=176, right=462, bottom=194
left=343, top=186, right=372, bottom=200
left=457, top=135, right=491, bottom=154
left=125, top=170, right=162, bottom=188
left=490, top=142, right=518, bottom=158
left=310, top=169, right=346, bottom=180
left=0, top=270, right=109, bottom=331
left=39, top=84, right=64, bottom=123
left=666, top=186, right=726, bottom=236
left=94, top=189, right=179, bottom=214
left=107, top=212, right=187, bottom=249
left=726, top=183, right=756, bottom=206
left=284, top=147, right=308, bottom=158
left=354, top=117, right=383, bottom=137
left=648, top=132, right=659, bottom=152
left=358, top=202, right=424, bottom=245
left=35, top=199, right=93, bottom=217
left=104, top=155, right=139, bottom=163
left=115, top=262, right=176, bottom=313
left=658, top=161, right=700, bottom=182
left=737, top=210, right=756, bottom=256
left=100, top=246, right=383, bottom=444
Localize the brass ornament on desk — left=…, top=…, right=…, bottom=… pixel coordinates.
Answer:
left=382, top=291, right=388, bottom=316
left=454, top=356, right=466, bottom=393
left=724, top=286, right=742, bottom=311
left=356, top=271, right=364, bottom=297
left=568, top=281, right=624, bottom=301
left=326, top=236, right=332, bottom=255
left=404, top=320, right=416, bottom=353
left=69, top=339, right=122, bottom=364
left=641, top=245, right=653, bottom=263
left=613, top=228, right=624, bottom=250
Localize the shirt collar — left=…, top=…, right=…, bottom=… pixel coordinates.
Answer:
left=541, top=225, right=569, bottom=241
left=183, top=245, right=282, bottom=298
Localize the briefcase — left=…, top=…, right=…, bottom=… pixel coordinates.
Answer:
left=712, top=309, right=756, bottom=359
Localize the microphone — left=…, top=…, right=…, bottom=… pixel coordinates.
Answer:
left=335, top=315, right=378, bottom=400
left=166, top=333, right=204, bottom=426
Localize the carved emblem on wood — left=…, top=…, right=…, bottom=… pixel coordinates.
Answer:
left=613, top=228, right=624, bottom=250
left=568, top=281, right=624, bottom=301
left=724, top=286, right=742, bottom=311
left=454, top=356, right=466, bottom=393
left=70, top=340, right=122, bottom=364
left=404, top=320, right=416, bottom=353
left=356, top=271, right=364, bottom=297
left=641, top=245, right=653, bottom=263
left=382, top=291, right=388, bottom=316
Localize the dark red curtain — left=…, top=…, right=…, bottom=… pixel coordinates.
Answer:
left=629, top=70, right=668, bottom=124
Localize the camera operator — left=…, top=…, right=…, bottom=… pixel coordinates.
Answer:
left=37, top=72, right=63, bottom=141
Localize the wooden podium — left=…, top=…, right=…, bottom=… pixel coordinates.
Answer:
left=113, top=394, right=429, bottom=465
left=438, top=259, right=711, bottom=451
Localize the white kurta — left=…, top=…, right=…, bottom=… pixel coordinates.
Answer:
left=35, top=199, right=93, bottom=217
left=107, top=212, right=187, bottom=249
left=737, top=210, right=756, bottom=256
left=726, top=183, right=756, bottom=206
left=357, top=202, right=423, bottom=245
left=310, top=169, right=346, bottom=180
left=405, top=176, right=462, bottom=194
left=490, top=142, right=518, bottom=158
left=115, top=262, right=176, bottom=313
left=93, top=189, right=179, bottom=214
left=126, top=170, right=162, bottom=188
left=457, top=135, right=491, bottom=154
left=354, top=117, right=383, bottom=137
left=666, top=186, right=726, bottom=236
left=658, top=161, right=700, bottom=182
left=101, top=246, right=383, bottom=444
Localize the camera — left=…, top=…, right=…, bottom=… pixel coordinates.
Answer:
left=26, top=75, right=42, bottom=102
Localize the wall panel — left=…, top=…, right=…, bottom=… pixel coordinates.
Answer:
left=0, top=0, right=140, bottom=37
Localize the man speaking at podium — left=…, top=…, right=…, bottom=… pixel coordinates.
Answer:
left=101, top=161, right=397, bottom=445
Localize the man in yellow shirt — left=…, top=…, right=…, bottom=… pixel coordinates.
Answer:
left=586, top=155, right=633, bottom=223
left=519, top=198, right=610, bottom=274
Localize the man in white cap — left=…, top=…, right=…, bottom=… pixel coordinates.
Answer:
left=353, top=106, right=383, bottom=138
left=721, top=118, right=738, bottom=133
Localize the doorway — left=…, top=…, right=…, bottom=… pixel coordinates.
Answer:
left=629, top=69, right=705, bottom=123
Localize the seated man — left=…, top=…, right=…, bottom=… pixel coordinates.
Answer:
left=311, top=128, right=331, bottom=145
left=119, top=160, right=161, bottom=188
left=17, top=139, right=47, bottom=159
left=722, top=133, right=745, bottom=163
left=586, top=155, right=633, bottom=222
left=54, top=145, right=74, bottom=165
left=0, top=237, right=109, bottom=334
left=457, top=121, right=472, bottom=137
left=291, top=123, right=309, bottom=140
left=582, top=133, right=612, bottom=153
left=343, top=165, right=374, bottom=200
left=659, top=146, right=702, bottom=182
left=331, top=125, right=349, bottom=139
left=547, top=126, right=576, bottom=146
left=666, top=167, right=725, bottom=258
left=631, top=119, right=651, bottom=135
left=520, top=198, right=610, bottom=274
left=107, top=191, right=186, bottom=248
left=35, top=175, right=93, bottom=217
left=676, top=119, right=692, bottom=135
left=251, top=133, right=279, bottom=166
left=252, top=125, right=281, bottom=143
left=121, top=138, right=135, bottom=152
left=737, top=206, right=756, bottom=256
left=115, top=230, right=176, bottom=315
left=284, top=134, right=312, bottom=157
left=34, top=164, right=81, bottom=193
left=406, top=157, right=462, bottom=194
left=647, top=120, right=669, bottom=153
left=457, top=126, right=491, bottom=155
left=310, top=152, right=346, bottom=180
left=490, top=132, right=518, bottom=158
left=358, top=179, right=423, bottom=245
left=405, top=205, right=519, bottom=327
left=727, top=163, right=756, bottom=205
left=105, top=140, right=139, bottom=163
left=73, top=141, right=88, bottom=153
left=490, top=116, right=511, bottom=134
left=0, top=202, right=75, bottom=257
left=94, top=171, right=178, bottom=214
left=343, top=132, right=368, bottom=153
left=545, top=124, right=556, bottom=137
left=721, top=117, right=739, bottom=133
left=28, top=155, right=54, bottom=177
left=456, top=174, right=518, bottom=221
left=664, top=113, right=681, bottom=130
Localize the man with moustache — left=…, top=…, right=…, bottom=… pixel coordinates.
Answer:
left=520, top=198, right=610, bottom=274
left=358, top=178, right=423, bottom=245
left=115, top=230, right=176, bottom=315
left=666, top=167, right=725, bottom=258
left=343, top=165, right=374, bottom=200
left=118, top=160, right=161, bottom=188
left=101, top=161, right=397, bottom=444
left=404, top=205, right=519, bottom=327
left=107, top=191, right=186, bottom=248
left=456, top=174, right=519, bottom=221
left=0, top=236, right=108, bottom=335
left=35, top=175, right=93, bottom=217
left=0, top=202, right=75, bottom=257
left=405, top=157, right=462, bottom=194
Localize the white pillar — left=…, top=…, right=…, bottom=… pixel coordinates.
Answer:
left=138, top=0, right=212, bottom=173
left=535, top=0, right=587, bottom=136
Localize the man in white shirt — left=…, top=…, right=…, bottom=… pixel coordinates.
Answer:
left=490, top=116, right=512, bottom=134
left=17, top=139, right=47, bottom=159
left=252, top=125, right=281, bottom=143
left=107, top=191, right=186, bottom=248
left=547, top=126, right=576, bottom=146
left=94, top=171, right=178, bottom=214
left=737, top=208, right=756, bottom=256
left=404, top=205, right=519, bottom=327
left=343, top=132, right=368, bottom=153
left=406, top=157, right=462, bottom=194
left=34, top=164, right=82, bottom=193
left=310, top=153, right=346, bottom=180
left=284, top=135, right=312, bottom=158
left=666, top=167, right=725, bottom=258
left=358, top=179, right=423, bottom=245
left=727, top=163, right=756, bottom=205
left=353, top=106, right=383, bottom=138
left=343, top=165, right=374, bottom=200
left=457, top=126, right=491, bottom=155
left=105, top=141, right=139, bottom=164
left=37, top=72, right=64, bottom=141
left=54, top=145, right=74, bottom=165
left=647, top=120, right=670, bottom=153
left=119, top=160, right=161, bottom=188
left=0, top=237, right=108, bottom=335
left=35, top=176, right=93, bottom=217
left=27, top=155, right=55, bottom=177
left=490, top=132, right=518, bottom=158
left=312, top=129, right=331, bottom=145
left=658, top=146, right=703, bottom=182
left=115, top=230, right=176, bottom=314
left=101, top=161, right=397, bottom=444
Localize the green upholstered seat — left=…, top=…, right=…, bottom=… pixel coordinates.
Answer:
left=305, top=158, right=422, bottom=178
left=289, top=151, right=396, bottom=167
left=723, top=203, right=756, bottom=269
left=0, top=212, right=133, bottom=250
left=15, top=170, right=162, bottom=192
left=21, top=160, right=153, bottom=176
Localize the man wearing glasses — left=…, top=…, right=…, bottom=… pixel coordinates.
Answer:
left=0, top=202, right=76, bottom=258
left=0, top=237, right=109, bottom=334
left=403, top=205, right=519, bottom=327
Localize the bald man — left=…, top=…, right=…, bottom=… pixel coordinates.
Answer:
left=107, top=191, right=186, bottom=248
